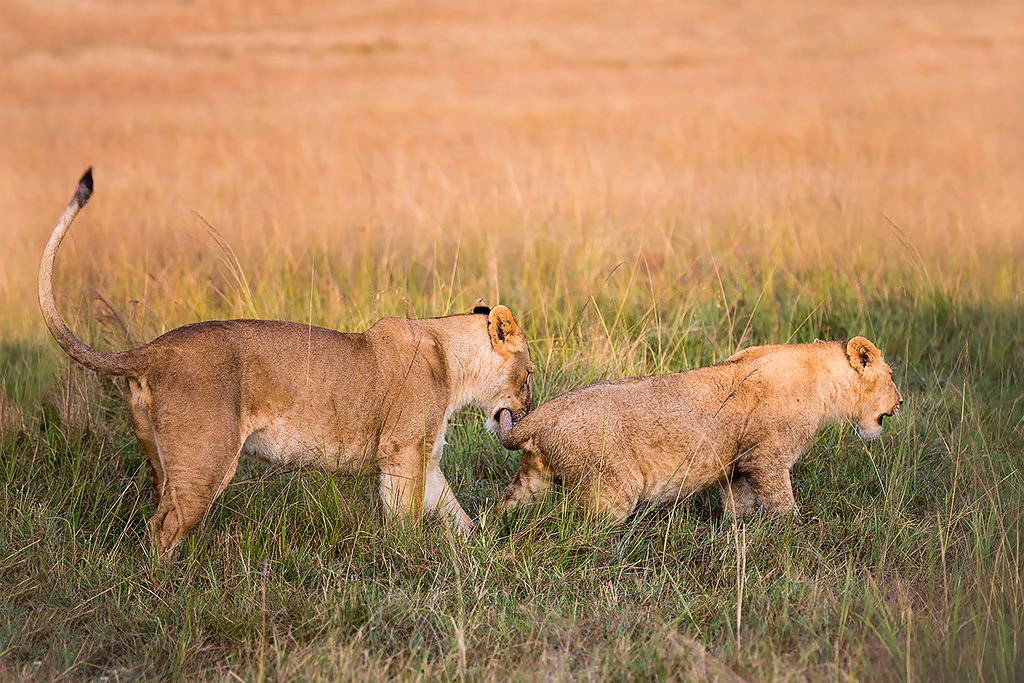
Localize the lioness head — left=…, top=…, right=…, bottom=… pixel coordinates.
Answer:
left=473, top=303, right=534, bottom=433
left=845, top=336, right=903, bottom=440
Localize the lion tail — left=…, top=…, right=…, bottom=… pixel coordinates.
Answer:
left=498, top=410, right=532, bottom=451
left=38, top=168, right=143, bottom=376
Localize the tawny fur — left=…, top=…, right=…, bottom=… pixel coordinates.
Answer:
left=497, top=339, right=902, bottom=521
left=39, top=170, right=535, bottom=554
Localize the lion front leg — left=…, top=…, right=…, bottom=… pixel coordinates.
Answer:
left=378, top=436, right=477, bottom=535
left=378, top=443, right=428, bottom=527
left=424, top=463, right=477, bottom=535
left=501, top=451, right=554, bottom=512
left=747, top=467, right=797, bottom=515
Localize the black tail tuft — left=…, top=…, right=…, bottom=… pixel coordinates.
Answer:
left=73, top=167, right=94, bottom=207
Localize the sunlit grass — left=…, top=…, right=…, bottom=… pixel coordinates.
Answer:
left=3, top=256, right=1021, bottom=679
left=1, top=0, right=1022, bottom=679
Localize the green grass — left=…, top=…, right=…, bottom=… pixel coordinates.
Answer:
left=1, top=254, right=1022, bottom=680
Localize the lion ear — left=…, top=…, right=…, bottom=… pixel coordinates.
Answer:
left=846, top=336, right=881, bottom=371
left=471, top=298, right=491, bottom=315
left=487, top=305, right=522, bottom=350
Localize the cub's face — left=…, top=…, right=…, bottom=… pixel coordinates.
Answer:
left=846, top=336, right=903, bottom=440
left=475, top=305, right=534, bottom=433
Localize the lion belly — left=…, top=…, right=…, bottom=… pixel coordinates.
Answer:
left=241, top=417, right=375, bottom=473
left=640, top=449, right=731, bottom=505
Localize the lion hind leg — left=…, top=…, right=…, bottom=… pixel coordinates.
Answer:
left=126, top=378, right=165, bottom=505
left=144, top=402, right=244, bottom=556
left=583, top=474, right=635, bottom=525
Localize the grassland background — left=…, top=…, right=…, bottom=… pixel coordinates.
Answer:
left=1, top=1, right=1022, bottom=680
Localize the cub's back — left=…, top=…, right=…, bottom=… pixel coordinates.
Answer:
left=514, top=364, right=742, bottom=444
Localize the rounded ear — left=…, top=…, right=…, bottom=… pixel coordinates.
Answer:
left=487, top=305, right=522, bottom=349
left=846, top=336, right=881, bottom=371
left=471, top=297, right=490, bottom=315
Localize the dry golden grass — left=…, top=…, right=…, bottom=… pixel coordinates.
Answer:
left=2, top=0, right=1021, bottom=336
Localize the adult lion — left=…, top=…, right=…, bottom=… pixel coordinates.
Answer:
left=39, top=169, right=534, bottom=553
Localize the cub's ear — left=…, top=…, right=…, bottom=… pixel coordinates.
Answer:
left=471, top=297, right=491, bottom=315
left=846, top=336, right=881, bottom=371
left=487, top=305, right=522, bottom=351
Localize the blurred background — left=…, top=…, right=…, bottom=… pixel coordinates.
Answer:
left=2, top=1, right=1021, bottom=337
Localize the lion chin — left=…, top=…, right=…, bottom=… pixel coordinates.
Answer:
left=855, top=423, right=884, bottom=441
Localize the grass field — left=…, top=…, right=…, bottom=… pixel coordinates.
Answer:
left=2, top=1, right=1023, bottom=679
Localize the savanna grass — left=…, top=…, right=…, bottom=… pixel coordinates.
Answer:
left=2, top=255, right=1021, bottom=679
left=2, top=1, right=1022, bottom=679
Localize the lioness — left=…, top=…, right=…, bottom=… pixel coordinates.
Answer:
left=39, top=169, right=534, bottom=553
left=496, top=339, right=901, bottom=521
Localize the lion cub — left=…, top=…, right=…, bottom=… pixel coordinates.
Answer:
left=496, top=339, right=902, bottom=521
left=39, top=170, right=534, bottom=553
